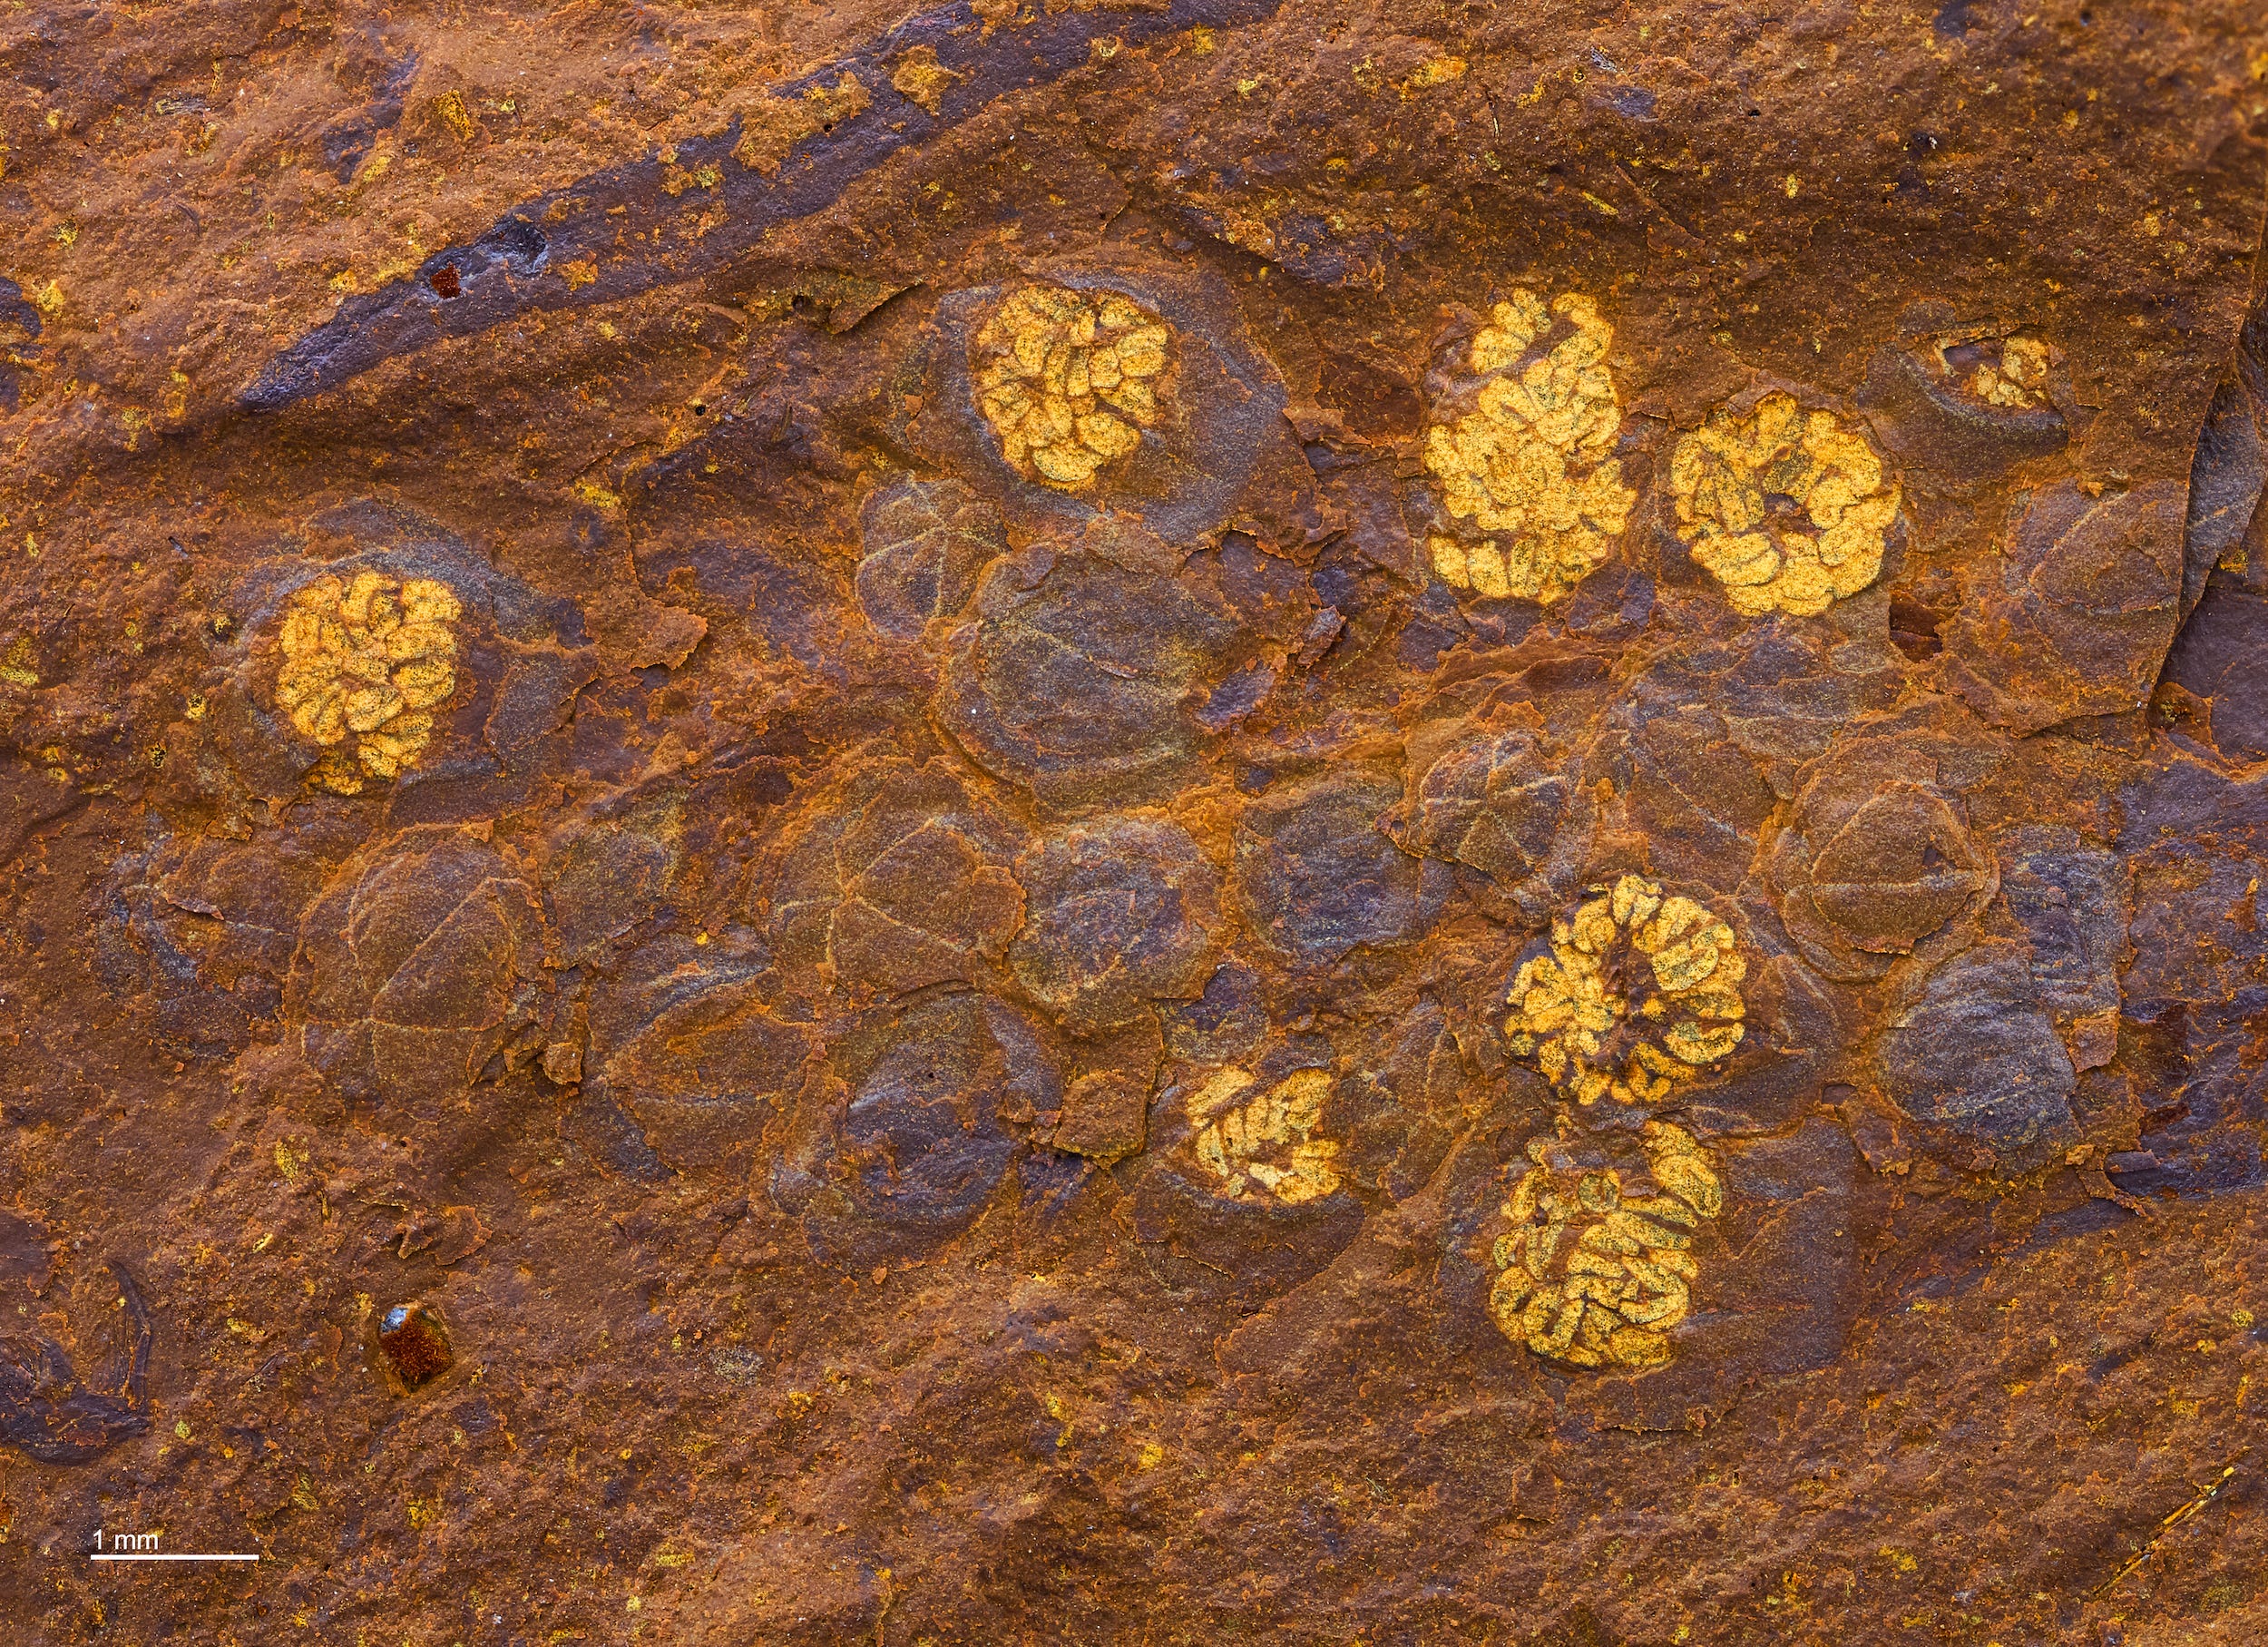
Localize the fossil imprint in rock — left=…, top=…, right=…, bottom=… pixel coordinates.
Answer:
left=1423, top=289, right=1637, bottom=604
left=1670, top=392, right=1902, bottom=618
left=271, top=571, right=462, bottom=793
left=1488, top=1122, right=1725, bottom=1369
left=1187, top=1067, right=1343, bottom=1206
left=1507, top=875, right=1748, bottom=1107
left=971, top=284, right=1178, bottom=492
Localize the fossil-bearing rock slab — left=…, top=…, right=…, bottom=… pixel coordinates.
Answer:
left=3, top=2, right=2266, bottom=1642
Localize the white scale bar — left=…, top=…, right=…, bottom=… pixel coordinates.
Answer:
left=92, top=1554, right=259, bottom=1563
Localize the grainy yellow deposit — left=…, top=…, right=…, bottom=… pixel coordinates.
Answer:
left=889, top=45, right=963, bottom=115
left=972, top=284, right=1174, bottom=491
left=274, top=571, right=461, bottom=794
left=1966, top=334, right=2051, bottom=407
left=732, top=74, right=870, bottom=176
left=1188, top=1068, right=1341, bottom=1205
left=1488, top=1121, right=1723, bottom=1368
left=1422, top=289, right=1635, bottom=603
left=1669, top=392, right=1901, bottom=617
left=1507, top=875, right=1746, bottom=1106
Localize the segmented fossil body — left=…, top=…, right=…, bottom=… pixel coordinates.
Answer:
left=273, top=571, right=461, bottom=792
left=1507, top=875, right=1747, bottom=1106
left=1489, top=1122, right=1723, bottom=1369
left=971, top=284, right=1175, bottom=491
left=1188, top=1068, right=1342, bottom=1205
left=1422, top=289, right=1636, bottom=603
left=1669, top=393, right=1901, bottom=617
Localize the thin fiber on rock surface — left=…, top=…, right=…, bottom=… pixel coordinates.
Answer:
left=2, top=2, right=2266, bottom=1642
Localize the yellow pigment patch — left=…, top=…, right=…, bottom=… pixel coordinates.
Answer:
left=1403, top=55, right=1468, bottom=95
left=1188, top=1068, right=1342, bottom=1205
left=733, top=74, right=870, bottom=176
left=1488, top=1122, right=1723, bottom=1369
left=971, top=283, right=1176, bottom=492
left=1506, top=875, right=1747, bottom=1107
left=890, top=46, right=963, bottom=116
left=0, top=636, right=35, bottom=688
left=432, top=92, right=474, bottom=143
left=1669, top=392, right=1901, bottom=617
left=1423, top=289, right=1635, bottom=604
left=1963, top=334, right=2051, bottom=408
left=273, top=571, right=462, bottom=794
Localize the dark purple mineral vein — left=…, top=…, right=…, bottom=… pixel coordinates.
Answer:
left=239, top=0, right=1287, bottom=411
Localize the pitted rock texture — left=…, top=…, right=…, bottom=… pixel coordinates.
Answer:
left=3, top=2, right=2267, bottom=1644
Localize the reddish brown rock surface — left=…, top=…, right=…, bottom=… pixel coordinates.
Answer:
left=3, top=2, right=2267, bottom=1643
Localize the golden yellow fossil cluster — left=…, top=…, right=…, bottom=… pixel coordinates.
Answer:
left=1507, top=875, right=1747, bottom=1107
left=1188, top=1067, right=1342, bottom=1205
left=274, top=571, right=461, bottom=794
left=1489, top=1121, right=1722, bottom=1369
left=973, top=284, right=1174, bottom=491
left=1423, top=289, right=1636, bottom=603
left=1667, top=392, right=1902, bottom=618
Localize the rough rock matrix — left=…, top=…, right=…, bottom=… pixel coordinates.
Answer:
left=3, top=3, right=2267, bottom=1644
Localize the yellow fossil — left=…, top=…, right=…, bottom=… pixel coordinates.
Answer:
left=971, top=284, right=1175, bottom=492
left=1422, top=289, right=1635, bottom=603
left=1965, top=334, right=2051, bottom=408
left=1669, top=392, right=1901, bottom=618
left=1188, top=1067, right=1341, bottom=1205
left=1488, top=1121, right=1722, bottom=1369
left=273, top=571, right=461, bottom=794
left=1506, top=875, right=1746, bottom=1106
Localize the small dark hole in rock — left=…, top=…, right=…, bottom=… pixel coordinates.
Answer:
left=1888, top=597, right=1944, bottom=662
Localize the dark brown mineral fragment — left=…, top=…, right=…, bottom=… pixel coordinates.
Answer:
left=374, top=1304, right=454, bottom=1395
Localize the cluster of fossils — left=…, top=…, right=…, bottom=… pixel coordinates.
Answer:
left=221, top=276, right=2116, bottom=1378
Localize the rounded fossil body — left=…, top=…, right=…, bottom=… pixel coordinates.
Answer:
left=935, top=533, right=1273, bottom=814
left=1669, top=392, right=1901, bottom=617
left=1382, top=699, right=1594, bottom=924
left=273, top=570, right=463, bottom=792
left=1008, top=816, right=1221, bottom=1034
left=1506, top=875, right=1748, bottom=1107
left=1123, top=1055, right=1367, bottom=1309
left=1768, top=768, right=1999, bottom=982
left=1487, top=1122, right=1724, bottom=1369
left=1422, top=289, right=1636, bottom=604
left=917, top=261, right=1298, bottom=547
left=771, top=988, right=1055, bottom=1266
left=286, top=826, right=555, bottom=1113
left=970, top=284, right=1176, bottom=492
